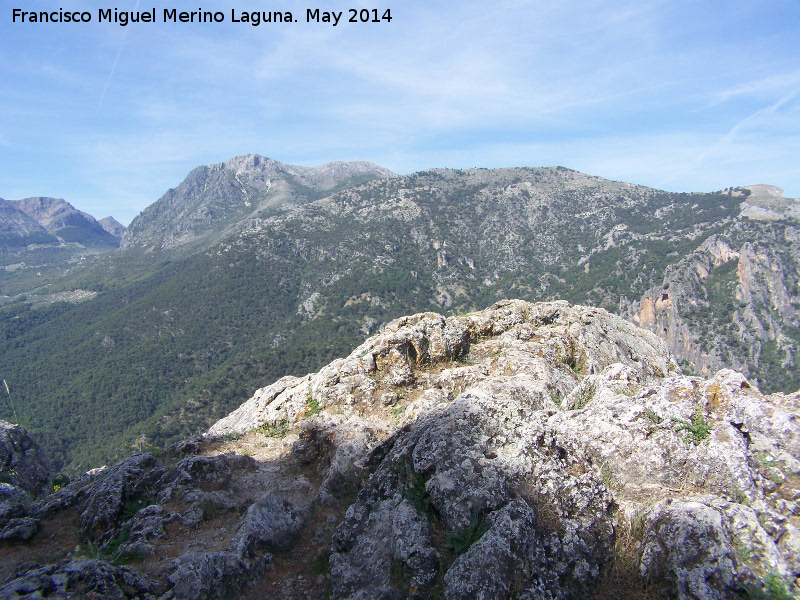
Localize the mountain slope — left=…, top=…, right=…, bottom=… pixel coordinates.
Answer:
left=0, top=162, right=797, bottom=474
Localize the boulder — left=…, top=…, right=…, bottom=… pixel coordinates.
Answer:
left=0, top=558, right=158, bottom=599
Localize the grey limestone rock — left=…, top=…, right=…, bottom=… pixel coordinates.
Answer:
left=77, top=453, right=164, bottom=544
left=4, top=299, right=800, bottom=599
left=167, top=550, right=269, bottom=600
left=0, top=482, right=29, bottom=526
left=166, top=492, right=304, bottom=600
left=639, top=497, right=738, bottom=599
left=229, top=492, right=306, bottom=556
left=0, top=516, right=39, bottom=542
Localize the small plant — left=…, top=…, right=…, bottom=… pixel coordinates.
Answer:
left=644, top=408, right=663, bottom=425
left=572, top=382, right=596, bottom=410
left=600, top=462, right=619, bottom=490
left=306, top=387, right=322, bottom=416
left=80, top=538, right=102, bottom=560
left=729, top=482, right=750, bottom=505
left=671, top=408, right=713, bottom=443
left=260, top=420, right=289, bottom=438
left=121, top=496, right=150, bottom=521
left=106, top=526, right=133, bottom=565
left=734, top=540, right=753, bottom=563
left=406, top=472, right=431, bottom=515
left=550, top=391, right=562, bottom=409
left=52, top=473, right=70, bottom=493
left=390, top=558, right=409, bottom=588
left=629, top=509, right=646, bottom=539
left=753, top=451, right=775, bottom=468
left=767, top=470, right=784, bottom=485
left=452, top=345, right=473, bottom=364
left=399, top=461, right=433, bottom=517
left=310, top=551, right=330, bottom=576
left=391, top=406, right=407, bottom=417
left=742, top=571, right=798, bottom=600
left=444, top=510, right=490, bottom=556
left=561, top=337, right=583, bottom=374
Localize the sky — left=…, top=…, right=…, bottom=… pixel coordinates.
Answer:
left=1, top=0, right=799, bottom=225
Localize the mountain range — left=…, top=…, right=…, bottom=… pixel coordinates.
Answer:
left=0, top=155, right=797, bottom=474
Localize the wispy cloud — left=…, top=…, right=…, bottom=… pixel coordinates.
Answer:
left=709, top=69, right=800, bottom=107
left=97, top=0, right=141, bottom=111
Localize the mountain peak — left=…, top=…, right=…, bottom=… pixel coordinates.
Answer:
left=98, top=216, right=126, bottom=238
left=120, top=155, right=396, bottom=252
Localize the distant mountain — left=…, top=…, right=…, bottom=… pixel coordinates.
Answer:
left=120, top=154, right=395, bottom=252
left=99, top=216, right=126, bottom=238
left=0, top=198, right=58, bottom=249
left=0, top=197, right=123, bottom=304
left=1, top=160, right=797, bottom=474
left=11, top=197, right=119, bottom=249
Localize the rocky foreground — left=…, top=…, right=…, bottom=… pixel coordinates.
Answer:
left=1, top=300, right=798, bottom=599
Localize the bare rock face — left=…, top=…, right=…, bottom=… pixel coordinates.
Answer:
left=4, top=300, right=800, bottom=599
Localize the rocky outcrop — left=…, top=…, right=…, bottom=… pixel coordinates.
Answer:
left=0, top=558, right=159, bottom=599
left=207, top=300, right=800, bottom=598
left=2, top=300, right=799, bottom=599
left=0, top=421, right=51, bottom=498
left=0, top=422, right=49, bottom=543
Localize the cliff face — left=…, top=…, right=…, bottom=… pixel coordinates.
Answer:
left=2, top=300, right=798, bottom=599
left=625, top=217, right=800, bottom=394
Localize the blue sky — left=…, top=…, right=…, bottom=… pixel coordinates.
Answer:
left=1, top=0, right=799, bottom=225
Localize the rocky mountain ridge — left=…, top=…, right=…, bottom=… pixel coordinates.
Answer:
left=1, top=300, right=798, bottom=599
left=3, top=196, right=120, bottom=249
left=120, top=154, right=395, bottom=253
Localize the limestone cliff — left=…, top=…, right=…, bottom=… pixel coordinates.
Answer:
left=624, top=209, right=800, bottom=394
